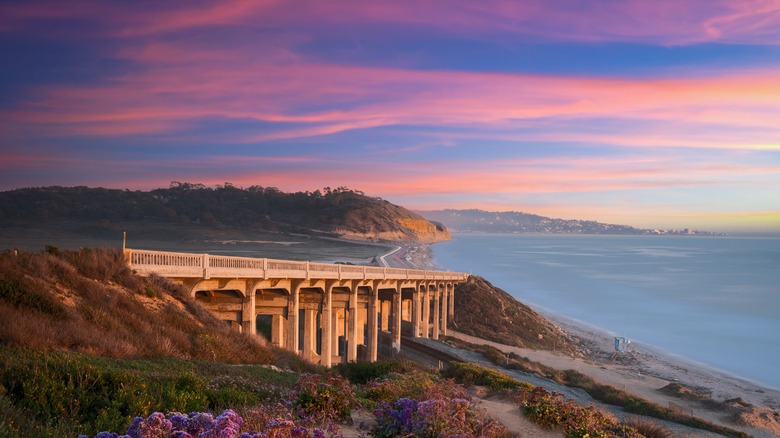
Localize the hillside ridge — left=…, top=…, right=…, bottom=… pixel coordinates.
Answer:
left=0, top=184, right=450, bottom=243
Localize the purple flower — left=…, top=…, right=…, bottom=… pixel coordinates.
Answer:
left=126, top=416, right=144, bottom=437
left=168, top=412, right=189, bottom=431
left=290, top=426, right=310, bottom=438
left=186, top=412, right=215, bottom=435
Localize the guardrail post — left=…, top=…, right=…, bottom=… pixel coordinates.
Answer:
left=306, top=261, right=310, bottom=279
left=203, top=253, right=210, bottom=279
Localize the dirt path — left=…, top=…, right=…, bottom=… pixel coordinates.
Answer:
left=468, top=387, right=562, bottom=438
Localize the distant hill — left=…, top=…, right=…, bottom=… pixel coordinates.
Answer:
left=0, top=184, right=450, bottom=243
left=418, top=209, right=648, bottom=234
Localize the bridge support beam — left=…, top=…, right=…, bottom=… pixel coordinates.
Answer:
left=412, top=288, right=420, bottom=338
left=367, top=284, right=378, bottom=362
left=242, top=285, right=256, bottom=336
left=432, top=287, right=440, bottom=340
left=440, top=287, right=448, bottom=337
left=392, top=286, right=402, bottom=353
left=303, top=309, right=317, bottom=362
left=347, top=285, right=358, bottom=362
left=320, top=283, right=333, bottom=367
left=421, top=285, right=430, bottom=339
left=287, top=282, right=301, bottom=353
left=271, top=314, right=284, bottom=346
left=449, top=282, right=455, bottom=319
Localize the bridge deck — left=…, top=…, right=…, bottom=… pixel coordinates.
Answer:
left=124, top=248, right=466, bottom=281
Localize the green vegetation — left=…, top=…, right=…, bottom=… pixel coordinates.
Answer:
left=0, top=183, right=447, bottom=242
left=0, top=347, right=298, bottom=437
left=442, top=362, right=533, bottom=392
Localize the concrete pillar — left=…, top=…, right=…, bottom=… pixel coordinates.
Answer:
left=321, top=284, right=333, bottom=367
left=380, top=300, right=390, bottom=331
left=303, top=309, right=317, bottom=362
left=357, top=308, right=366, bottom=345
left=271, top=314, right=284, bottom=346
left=286, top=284, right=300, bottom=353
left=421, top=286, right=430, bottom=339
left=449, top=283, right=455, bottom=319
left=412, top=289, right=420, bottom=338
left=242, top=286, right=256, bottom=335
left=347, top=286, right=358, bottom=362
left=367, top=286, right=378, bottom=362
left=441, top=287, right=448, bottom=337
left=392, top=287, right=402, bottom=352
left=331, top=308, right=340, bottom=358
left=432, top=287, right=440, bottom=340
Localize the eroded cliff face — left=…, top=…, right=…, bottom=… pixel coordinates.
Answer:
left=395, top=218, right=451, bottom=242
left=336, top=218, right=450, bottom=243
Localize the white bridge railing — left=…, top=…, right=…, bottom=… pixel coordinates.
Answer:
left=125, top=248, right=467, bottom=281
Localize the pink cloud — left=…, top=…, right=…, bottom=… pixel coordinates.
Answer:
left=4, top=1, right=780, bottom=45
left=5, top=53, right=779, bottom=151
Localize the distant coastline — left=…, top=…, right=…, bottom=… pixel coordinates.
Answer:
left=418, top=208, right=727, bottom=236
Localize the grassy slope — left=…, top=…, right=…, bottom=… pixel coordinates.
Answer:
left=0, top=248, right=316, bottom=436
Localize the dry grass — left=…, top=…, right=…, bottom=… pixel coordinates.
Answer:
left=0, top=248, right=277, bottom=365
left=624, top=417, right=675, bottom=438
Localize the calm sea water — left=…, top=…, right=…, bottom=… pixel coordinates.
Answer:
left=432, top=234, right=780, bottom=389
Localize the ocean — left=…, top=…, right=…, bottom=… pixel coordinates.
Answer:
left=432, top=233, right=780, bottom=390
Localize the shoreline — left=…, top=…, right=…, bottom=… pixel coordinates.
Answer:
left=415, top=240, right=780, bottom=436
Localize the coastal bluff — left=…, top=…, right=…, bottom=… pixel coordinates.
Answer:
left=0, top=184, right=450, bottom=244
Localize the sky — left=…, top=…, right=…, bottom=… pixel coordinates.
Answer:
left=1, top=1, right=780, bottom=232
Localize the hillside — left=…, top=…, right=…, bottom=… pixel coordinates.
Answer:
left=0, top=247, right=309, bottom=368
left=0, top=184, right=450, bottom=244
left=418, top=208, right=646, bottom=234
left=450, top=275, right=580, bottom=356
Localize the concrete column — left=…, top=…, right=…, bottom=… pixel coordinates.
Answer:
left=411, top=289, right=420, bottom=338
left=357, top=308, right=366, bottom=345
left=367, top=286, right=378, bottom=362
left=421, top=286, right=430, bottom=339
left=347, top=286, right=358, bottom=362
left=392, top=287, right=402, bottom=352
left=303, top=309, right=317, bottom=362
left=432, top=287, right=440, bottom=340
left=242, top=285, right=256, bottom=335
left=448, top=283, right=455, bottom=319
left=286, top=283, right=300, bottom=353
left=321, top=284, right=333, bottom=367
left=332, top=309, right=340, bottom=360
left=380, top=300, right=390, bottom=331
left=440, top=287, right=448, bottom=337
left=271, top=314, right=284, bottom=346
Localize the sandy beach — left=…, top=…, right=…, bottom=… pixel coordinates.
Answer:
left=398, top=243, right=780, bottom=437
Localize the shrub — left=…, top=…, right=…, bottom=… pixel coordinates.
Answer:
left=333, top=359, right=408, bottom=384
left=0, top=277, right=67, bottom=317
left=290, top=373, right=355, bottom=427
left=625, top=417, right=674, bottom=438
left=442, top=362, right=534, bottom=392
left=372, top=393, right=506, bottom=437
left=515, top=386, right=638, bottom=437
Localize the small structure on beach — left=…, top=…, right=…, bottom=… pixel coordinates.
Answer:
left=614, top=336, right=629, bottom=352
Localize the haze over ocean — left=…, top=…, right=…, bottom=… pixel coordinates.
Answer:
left=433, top=233, right=780, bottom=389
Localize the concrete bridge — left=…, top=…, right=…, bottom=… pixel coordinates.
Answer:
left=124, top=248, right=467, bottom=366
